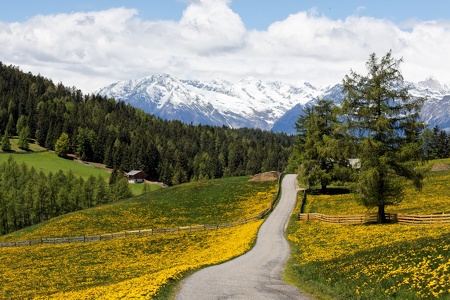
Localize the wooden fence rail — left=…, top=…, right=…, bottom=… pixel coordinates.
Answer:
left=397, top=213, right=450, bottom=224
left=0, top=220, right=248, bottom=248
left=299, top=212, right=450, bottom=225
left=0, top=212, right=270, bottom=248
left=0, top=174, right=283, bottom=248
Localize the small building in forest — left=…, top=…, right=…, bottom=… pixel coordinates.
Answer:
left=125, top=170, right=147, bottom=183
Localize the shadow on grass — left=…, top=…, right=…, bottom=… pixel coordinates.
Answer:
left=308, top=187, right=351, bottom=196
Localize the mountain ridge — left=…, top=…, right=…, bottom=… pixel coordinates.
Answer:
left=96, top=74, right=450, bottom=134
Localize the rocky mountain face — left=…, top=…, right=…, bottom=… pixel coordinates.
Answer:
left=96, top=75, right=450, bottom=135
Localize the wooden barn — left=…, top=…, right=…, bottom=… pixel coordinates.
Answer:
left=125, top=170, right=147, bottom=183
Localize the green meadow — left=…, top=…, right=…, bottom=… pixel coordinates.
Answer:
left=0, top=151, right=109, bottom=180
left=0, top=151, right=161, bottom=196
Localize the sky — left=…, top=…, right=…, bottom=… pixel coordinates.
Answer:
left=1, top=0, right=449, bottom=93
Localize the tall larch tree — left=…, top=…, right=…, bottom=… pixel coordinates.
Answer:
left=342, top=51, right=425, bottom=223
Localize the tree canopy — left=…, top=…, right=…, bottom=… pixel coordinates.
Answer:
left=289, top=99, right=353, bottom=192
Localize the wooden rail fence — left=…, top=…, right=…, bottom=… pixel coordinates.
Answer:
left=299, top=212, right=450, bottom=225
left=0, top=214, right=265, bottom=248
left=0, top=174, right=283, bottom=248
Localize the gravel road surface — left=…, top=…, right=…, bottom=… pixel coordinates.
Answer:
left=176, top=174, right=310, bottom=300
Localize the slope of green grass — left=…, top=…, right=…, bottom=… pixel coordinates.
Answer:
left=0, top=152, right=110, bottom=180
left=0, top=176, right=276, bottom=241
left=286, top=159, right=450, bottom=300
left=0, top=151, right=161, bottom=197
left=0, top=138, right=47, bottom=153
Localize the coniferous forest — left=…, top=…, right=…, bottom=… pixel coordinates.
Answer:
left=0, top=63, right=293, bottom=184
left=0, top=157, right=132, bottom=234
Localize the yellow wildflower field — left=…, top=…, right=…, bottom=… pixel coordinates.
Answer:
left=289, top=166, right=450, bottom=299
left=288, top=221, right=450, bottom=299
left=1, top=221, right=262, bottom=299
left=0, top=175, right=277, bottom=298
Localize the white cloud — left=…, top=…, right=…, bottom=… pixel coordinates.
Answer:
left=0, top=1, right=449, bottom=92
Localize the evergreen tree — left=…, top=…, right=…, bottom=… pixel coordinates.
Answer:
left=1, top=132, right=11, bottom=151
left=109, top=167, right=123, bottom=185
left=16, top=115, right=27, bottom=135
left=55, top=132, right=70, bottom=157
left=18, top=126, right=30, bottom=150
left=109, top=175, right=132, bottom=202
left=419, top=128, right=436, bottom=161
left=94, top=175, right=110, bottom=205
left=435, top=127, right=449, bottom=158
left=291, top=100, right=352, bottom=192
left=5, top=114, right=15, bottom=137
left=0, top=189, right=7, bottom=234
left=342, top=51, right=425, bottom=223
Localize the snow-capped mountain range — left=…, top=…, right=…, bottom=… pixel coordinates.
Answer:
left=95, top=74, right=450, bottom=134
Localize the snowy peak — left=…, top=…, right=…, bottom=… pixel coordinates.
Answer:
left=417, top=76, right=446, bottom=93
left=96, top=74, right=325, bottom=130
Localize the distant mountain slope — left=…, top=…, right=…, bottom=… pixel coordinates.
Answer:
left=96, top=75, right=450, bottom=134
left=96, top=74, right=325, bottom=131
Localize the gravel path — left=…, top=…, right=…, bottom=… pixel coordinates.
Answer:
left=176, top=174, right=310, bottom=300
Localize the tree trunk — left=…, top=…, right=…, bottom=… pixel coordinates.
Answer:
left=377, top=205, right=387, bottom=223
left=321, top=183, right=327, bottom=194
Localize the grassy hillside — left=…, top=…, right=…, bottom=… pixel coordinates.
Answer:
left=286, top=159, right=450, bottom=299
left=0, top=176, right=276, bottom=241
left=0, top=151, right=161, bottom=196
left=0, top=138, right=47, bottom=153
left=0, top=152, right=109, bottom=180
left=0, top=176, right=278, bottom=299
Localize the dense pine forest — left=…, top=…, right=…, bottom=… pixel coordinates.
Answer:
left=0, top=63, right=293, bottom=184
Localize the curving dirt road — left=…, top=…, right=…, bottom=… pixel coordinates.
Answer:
left=176, top=174, right=310, bottom=300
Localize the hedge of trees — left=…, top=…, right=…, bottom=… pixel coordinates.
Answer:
left=0, top=63, right=293, bottom=185
left=0, top=157, right=132, bottom=235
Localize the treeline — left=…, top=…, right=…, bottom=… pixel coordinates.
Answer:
left=0, top=63, right=293, bottom=185
left=0, top=157, right=132, bottom=235
left=420, top=125, right=450, bottom=160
